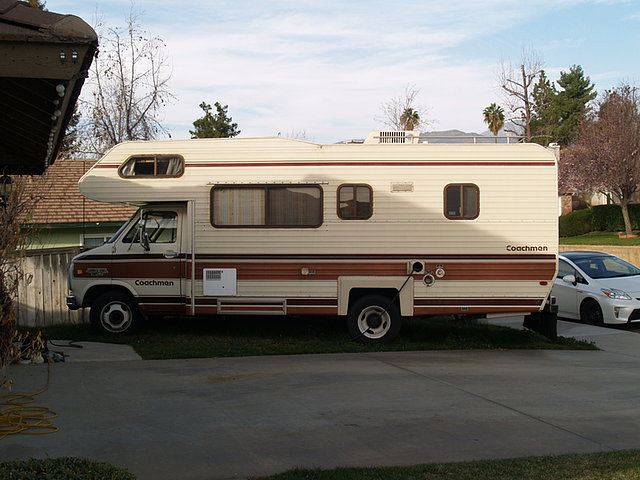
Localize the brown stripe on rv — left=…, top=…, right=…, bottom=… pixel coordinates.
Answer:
left=189, top=261, right=556, bottom=281
left=413, top=305, right=542, bottom=315
left=81, top=253, right=556, bottom=261
left=185, top=161, right=555, bottom=167
left=193, top=253, right=557, bottom=261
left=414, top=298, right=544, bottom=306
left=92, top=259, right=556, bottom=281
left=111, top=261, right=184, bottom=279
left=96, top=161, right=555, bottom=169
left=287, top=298, right=337, bottom=306
left=138, top=305, right=186, bottom=315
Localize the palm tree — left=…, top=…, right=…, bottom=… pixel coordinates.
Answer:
left=483, top=103, right=505, bottom=142
left=400, top=107, right=421, bottom=131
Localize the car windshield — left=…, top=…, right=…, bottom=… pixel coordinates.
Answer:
left=106, top=210, right=140, bottom=244
left=573, top=255, right=640, bottom=279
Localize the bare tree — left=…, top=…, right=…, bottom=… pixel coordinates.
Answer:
left=560, top=85, right=640, bottom=236
left=0, top=177, right=38, bottom=389
left=498, top=48, right=544, bottom=141
left=79, top=10, right=174, bottom=157
left=376, top=85, right=430, bottom=131
left=281, top=129, right=307, bottom=140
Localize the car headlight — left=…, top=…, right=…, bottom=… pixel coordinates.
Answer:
left=601, top=288, right=632, bottom=300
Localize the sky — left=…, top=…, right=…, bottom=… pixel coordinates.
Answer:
left=50, top=0, right=640, bottom=144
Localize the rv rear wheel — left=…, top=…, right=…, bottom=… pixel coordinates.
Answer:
left=90, top=291, right=141, bottom=334
left=347, top=295, right=401, bottom=344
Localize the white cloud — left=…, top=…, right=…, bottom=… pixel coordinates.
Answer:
left=51, top=0, right=639, bottom=143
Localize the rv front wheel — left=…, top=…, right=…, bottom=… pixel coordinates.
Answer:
left=347, top=295, right=401, bottom=344
left=90, top=291, right=141, bottom=334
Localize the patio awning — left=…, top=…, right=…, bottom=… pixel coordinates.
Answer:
left=0, top=0, right=97, bottom=174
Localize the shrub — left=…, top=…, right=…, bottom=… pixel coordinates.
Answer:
left=559, top=208, right=593, bottom=237
left=0, top=457, right=136, bottom=480
left=591, top=204, right=640, bottom=231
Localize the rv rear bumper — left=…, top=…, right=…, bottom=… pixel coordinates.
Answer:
left=66, top=294, right=80, bottom=310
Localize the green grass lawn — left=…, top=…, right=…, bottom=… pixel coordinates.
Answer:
left=4, top=450, right=640, bottom=479
left=560, top=231, right=640, bottom=245
left=33, top=315, right=595, bottom=360
left=260, top=450, right=640, bottom=480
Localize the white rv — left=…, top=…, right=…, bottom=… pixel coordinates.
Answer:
left=66, top=132, right=559, bottom=343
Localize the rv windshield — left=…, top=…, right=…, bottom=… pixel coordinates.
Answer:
left=106, top=210, right=140, bottom=244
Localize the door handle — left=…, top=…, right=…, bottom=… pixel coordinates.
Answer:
left=163, top=250, right=179, bottom=259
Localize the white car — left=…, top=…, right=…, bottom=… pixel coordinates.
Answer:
left=553, top=251, right=640, bottom=325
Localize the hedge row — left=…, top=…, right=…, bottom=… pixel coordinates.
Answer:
left=560, top=204, right=640, bottom=237
left=0, top=457, right=136, bottom=480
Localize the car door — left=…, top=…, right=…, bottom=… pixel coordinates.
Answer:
left=112, top=206, right=185, bottom=315
left=554, top=259, right=581, bottom=319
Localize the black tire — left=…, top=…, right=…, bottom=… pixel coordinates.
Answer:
left=347, top=295, right=402, bottom=344
left=90, top=291, right=141, bottom=334
left=580, top=299, right=604, bottom=326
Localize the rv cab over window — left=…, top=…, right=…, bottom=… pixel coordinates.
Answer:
left=119, top=155, right=185, bottom=178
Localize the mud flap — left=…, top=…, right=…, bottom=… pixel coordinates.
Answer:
left=523, top=298, right=558, bottom=341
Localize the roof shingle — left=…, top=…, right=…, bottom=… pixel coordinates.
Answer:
left=24, top=158, right=136, bottom=225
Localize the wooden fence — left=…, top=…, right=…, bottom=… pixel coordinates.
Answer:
left=15, top=247, right=87, bottom=327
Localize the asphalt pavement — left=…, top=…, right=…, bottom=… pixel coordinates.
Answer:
left=2, top=319, right=640, bottom=480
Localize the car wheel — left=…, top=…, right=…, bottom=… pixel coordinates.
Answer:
left=580, top=299, right=604, bottom=326
left=347, top=295, right=402, bottom=344
left=90, top=291, right=141, bottom=334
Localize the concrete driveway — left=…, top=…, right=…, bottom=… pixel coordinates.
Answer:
left=2, top=319, right=640, bottom=480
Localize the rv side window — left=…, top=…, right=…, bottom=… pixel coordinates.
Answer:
left=119, top=155, right=184, bottom=178
left=122, top=211, right=178, bottom=243
left=211, top=185, right=323, bottom=228
left=444, top=184, right=479, bottom=220
left=337, top=184, right=372, bottom=220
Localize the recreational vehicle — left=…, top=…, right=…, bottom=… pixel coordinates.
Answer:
left=66, top=132, right=559, bottom=343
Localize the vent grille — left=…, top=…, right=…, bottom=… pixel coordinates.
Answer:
left=203, top=268, right=236, bottom=296
left=379, top=131, right=408, bottom=143
left=363, top=130, right=420, bottom=144
left=205, top=269, right=222, bottom=281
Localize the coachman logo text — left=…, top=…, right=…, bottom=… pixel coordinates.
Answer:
left=134, top=279, right=175, bottom=286
left=506, top=245, right=549, bottom=252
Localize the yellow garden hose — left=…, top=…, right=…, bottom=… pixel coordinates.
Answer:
left=0, top=362, right=58, bottom=439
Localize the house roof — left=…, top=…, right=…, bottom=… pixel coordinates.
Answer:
left=25, top=158, right=136, bottom=225
left=0, top=0, right=98, bottom=175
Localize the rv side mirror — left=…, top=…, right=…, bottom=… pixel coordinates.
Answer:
left=141, top=232, right=150, bottom=251
left=562, top=274, right=576, bottom=285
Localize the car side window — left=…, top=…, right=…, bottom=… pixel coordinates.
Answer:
left=123, top=211, right=177, bottom=244
left=557, top=260, right=575, bottom=279
left=558, top=259, right=587, bottom=284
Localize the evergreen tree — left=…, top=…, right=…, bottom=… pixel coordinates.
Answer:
left=190, top=102, right=240, bottom=138
left=26, top=0, right=46, bottom=9
left=57, top=106, right=82, bottom=159
left=530, top=70, right=557, bottom=145
left=554, top=65, right=596, bottom=145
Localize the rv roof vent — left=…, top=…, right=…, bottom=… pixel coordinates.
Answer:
left=363, top=131, right=421, bottom=144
